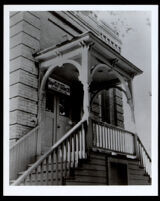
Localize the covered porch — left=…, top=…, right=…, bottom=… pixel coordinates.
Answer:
left=35, top=31, right=143, bottom=157
left=10, top=31, right=151, bottom=184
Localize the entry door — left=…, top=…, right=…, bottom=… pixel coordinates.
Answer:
left=56, top=95, right=71, bottom=142
left=43, top=92, right=71, bottom=153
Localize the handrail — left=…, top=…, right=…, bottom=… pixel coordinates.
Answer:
left=11, top=119, right=87, bottom=185
left=91, top=116, right=135, bottom=136
left=137, top=136, right=151, bottom=162
left=10, top=126, right=39, bottom=150
left=10, top=126, right=39, bottom=180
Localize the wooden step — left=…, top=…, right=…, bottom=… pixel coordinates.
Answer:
left=66, top=174, right=106, bottom=184
left=129, top=179, right=150, bottom=185
left=65, top=181, right=105, bottom=185
left=73, top=169, right=106, bottom=177
left=77, top=163, right=106, bottom=171
left=129, top=174, right=150, bottom=181
left=17, top=178, right=65, bottom=186
left=128, top=168, right=146, bottom=176
left=78, top=158, right=106, bottom=167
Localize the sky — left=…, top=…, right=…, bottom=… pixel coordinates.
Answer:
left=96, top=11, right=151, bottom=154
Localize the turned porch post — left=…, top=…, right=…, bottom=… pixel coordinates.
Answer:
left=79, top=41, right=93, bottom=150
left=127, top=79, right=139, bottom=158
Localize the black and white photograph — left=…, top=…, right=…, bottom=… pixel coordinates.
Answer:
left=3, top=5, right=158, bottom=196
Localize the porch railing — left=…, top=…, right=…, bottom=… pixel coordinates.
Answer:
left=91, top=117, right=151, bottom=178
left=11, top=119, right=87, bottom=185
left=10, top=126, right=39, bottom=180
left=137, top=137, right=151, bottom=177
left=91, top=118, right=135, bottom=155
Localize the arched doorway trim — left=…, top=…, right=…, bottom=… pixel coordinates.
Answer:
left=39, top=59, right=81, bottom=101
left=91, top=63, right=132, bottom=102
left=90, top=63, right=136, bottom=127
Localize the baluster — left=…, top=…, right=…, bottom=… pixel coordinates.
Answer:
left=101, top=125, right=103, bottom=148
left=131, top=134, right=134, bottom=154
left=108, top=128, right=111, bottom=149
left=92, top=123, right=96, bottom=146
left=35, top=167, right=38, bottom=185
left=63, top=142, right=67, bottom=178
left=67, top=138, right=71, bottom=172
left=51, top=151, right=54, bottom=185
left=142, top=148, right=145, bottom=168
left=112, top=128, right=116, bottom=150
left=99, top=125, right=102, bottom=148
left=105, top=127, right=108, bottom=149
left=129, top=134, right=132, bottom=154
left=119, top=131, right=121, bottom=152
left=115, top=129, right=117, bottom=151
left=46, top=157, right=49, bottom=185
left=108, top=128, right=111, bottom=150
left=96, top=124, right=99, bottom=147
left=125, top=133, right=128, bottom=153
left=24, top=178, right=26, bottom=185
left=55, top=148, right=58, bottom=185
left=72, top=135, right=75, bottom=167
left=29, top=173, right=32, bottom=185
left=82, top=123, right=85, bottom=158
left=60, top=145, right=63, bottom=185
left=102, top=126, right=105, bottom=148
left=76, top=133, right=79, bottom=167
left=120, top=131, right=122, bottom=152
left=40, top=163, right=43, bottom=185
left=99, top=125, right=101, bottom=147
left=122, top=132, right=125, bottom=153
left=110, top=128, right=113, bottom=150
left=100, top=125, right=103, bottom=148
left=79, top=130, right=82, bottom=159
left=117, top=130, right=120, bottom=152
left=139, top=145, right=143, bottom=167
left=116, top=130, right=119, bottom=152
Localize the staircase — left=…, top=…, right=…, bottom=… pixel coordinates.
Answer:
left=10, top=118, right=151, bottom=186
left=65, top=151, right=151, bottom=185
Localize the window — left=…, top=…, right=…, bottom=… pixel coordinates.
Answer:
left=46, top=92, right=54, bottom=112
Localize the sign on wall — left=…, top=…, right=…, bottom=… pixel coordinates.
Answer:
left=47, top=77, right=70, bottom=96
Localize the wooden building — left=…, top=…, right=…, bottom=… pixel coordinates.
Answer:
left=10, top=11, right=151, bottom=185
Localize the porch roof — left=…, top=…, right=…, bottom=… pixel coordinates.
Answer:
left=35, top=31, right=143, bottom=78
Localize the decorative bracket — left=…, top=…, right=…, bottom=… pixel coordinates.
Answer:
left=55, top=51, right=64, bottom=67
left=90, top=65, right=97, bottom=74
left=111, top=58, right=119, bottom=67
left=79, top=40, right=95, bottom=51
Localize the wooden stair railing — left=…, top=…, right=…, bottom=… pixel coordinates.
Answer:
left=137, top=136, right=151, bottom=177
left=10, top=126, right=39, bottom=180
left=11, top=119, right=87, bottom=185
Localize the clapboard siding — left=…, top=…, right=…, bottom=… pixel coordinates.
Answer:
left=64, top=151, right=151, bottom=185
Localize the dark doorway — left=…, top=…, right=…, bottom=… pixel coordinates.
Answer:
left=109, top=162, right=128, bottom=185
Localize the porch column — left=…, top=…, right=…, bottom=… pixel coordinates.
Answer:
left=127, top=79, right=137, bottom=130
left=36, top=68, right=46, bottom=157
left=79, top=42, right=93, bottom=122
left=127, top=79, right=139, bottom=158
left=79, top=41, right=94, bottom=150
